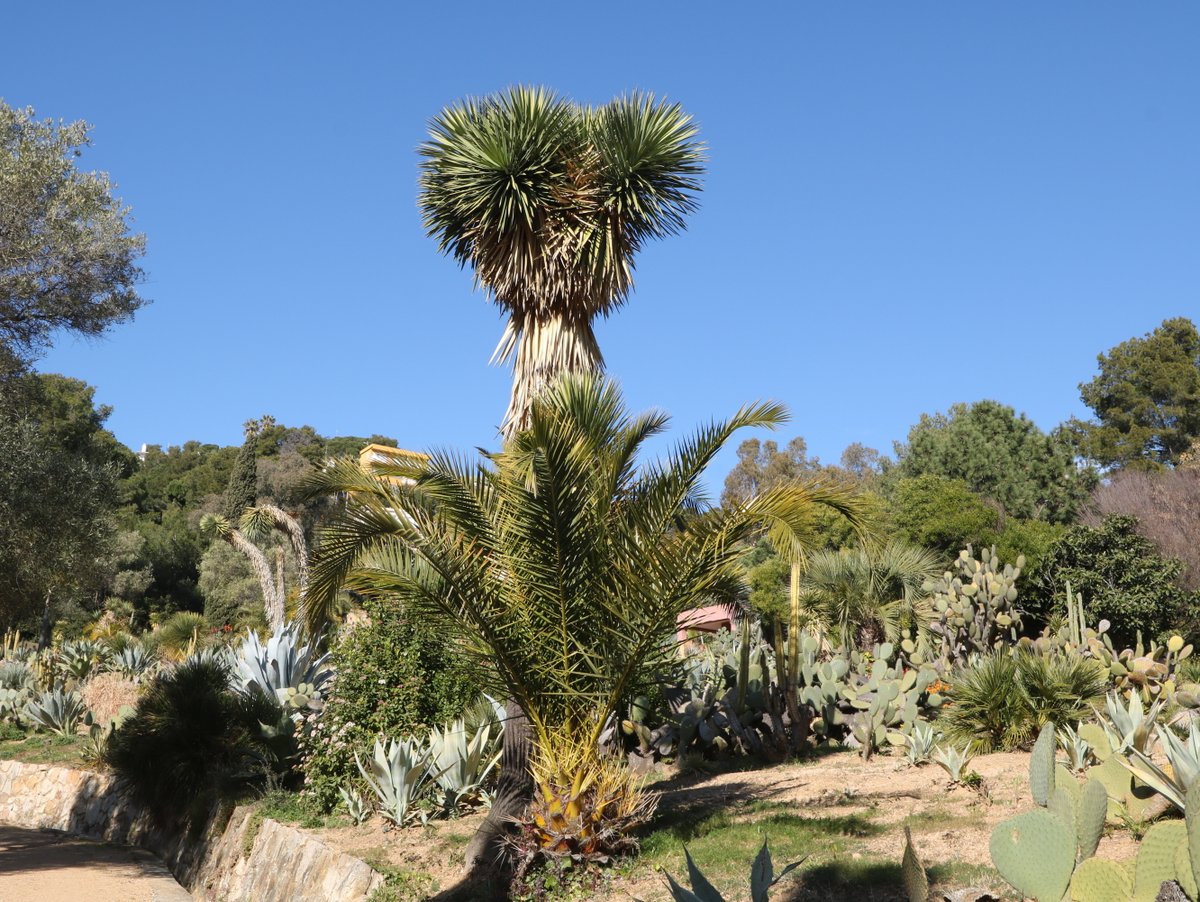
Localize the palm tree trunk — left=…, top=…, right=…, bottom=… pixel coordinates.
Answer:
left=497, top=313, right=602, bottom=439
left=462, top=699, right=533, bottom=875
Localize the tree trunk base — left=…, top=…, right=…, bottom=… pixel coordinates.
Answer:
left=463, top=699, right=533, bottom=877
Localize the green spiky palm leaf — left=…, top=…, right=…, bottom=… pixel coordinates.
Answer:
left=304, top=376, right=870, bottom=751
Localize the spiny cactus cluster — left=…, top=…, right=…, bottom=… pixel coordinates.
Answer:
left=1029, top=585, right=1200, bottom=706
left=624, top=628, right=944, bottom=762
left=926, top=546, right=1023, bottom=667
left=839, top=646, right=945, bottom=759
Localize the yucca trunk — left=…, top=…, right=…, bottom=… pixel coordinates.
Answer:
left=224, top=529, right=283, bottom=631
left=498, top=313, right=602, bottom=439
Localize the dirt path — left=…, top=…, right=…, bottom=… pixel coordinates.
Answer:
left=0, top=825, right=191, bottom=902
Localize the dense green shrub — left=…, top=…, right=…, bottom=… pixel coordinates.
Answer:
left=940, top=651, right=1106, bottom=753
left=1034, top=514, right=1199, bottom=644
left=104, top=657, right=283, bottom=824
left=299, top=601, right=483, bottom=810
left=887, top=475, right=1000, bottom=556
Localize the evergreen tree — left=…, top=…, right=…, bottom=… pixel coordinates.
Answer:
left=1070, top=318, right=1200, bottom=470
left=221, top=421, right=259, bottom=521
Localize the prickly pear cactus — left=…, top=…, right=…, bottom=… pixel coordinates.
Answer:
left=989, top=808, right=1076, bottom=902
left=1030, top=722, right=1057, bottom=807
left=1076, top=779, right=1108, bottom=861
left=1133, top=821, right=1186, bottom=902
left=901, top=826, right=929, bottom=902
left=1187, top=780, right=1200, bottom=898
left=925, top=546, right=1024, bottom=667
left=1069, top=857, right=1133, bottom=902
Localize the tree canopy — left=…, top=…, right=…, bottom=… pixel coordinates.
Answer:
left=0, top=101, right=147, bottom=372
left=1035, top=514, right=1198, bottom=646
left=1070, top=317, right=1200, bottom=470
left=0, top=375, right=122, bottom=628
left=892, top=399, right=1093, bottom=522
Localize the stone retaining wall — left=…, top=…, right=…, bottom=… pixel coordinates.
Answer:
left=0, top=759, right=384, bottom=901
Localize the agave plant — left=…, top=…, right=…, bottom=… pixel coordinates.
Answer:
left=646, top=841, right=804, bottom=902
left=233, top=622, right=333, bottom=701
left=339, top=784, right=370, bottom=825
left=426, top=717, right=503, bottom=813
left=905, top=721, right=939, bottom=766
left=355, top=737, right=440, bottom=826
left=1121, top=719, right=1200, bottom=812
left=1095, top=689, right=1163, bottom=756
left=0, top=661, right=33, bottom=691
left=58, top=639, right=108, bottom=681
left=1056, top=724, right=1093, bottom=773
left=932, top=744, right=974, bottom=783
left=111, top=644, right=158, bottom=680
left=185, top=644, right=237, bottom=672
left=0, top=687, right=30, bottom=721
left=24, top=688, right=90, bottom=737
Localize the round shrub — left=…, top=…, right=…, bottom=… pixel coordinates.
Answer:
left=300, top=601, right=483, bottom=810
left=104, top=657, right=281, bottom=824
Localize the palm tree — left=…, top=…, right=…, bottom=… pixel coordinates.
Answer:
left=801, top=541, right=942, bottom=650
left=303, top=375, right=866, bottom=866
left=418, top=87, right=704, bottom=436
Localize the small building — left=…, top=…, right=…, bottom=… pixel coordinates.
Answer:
left=357, top=443, right=428, bottom=484
left=676, top=602, right=737, bottom=642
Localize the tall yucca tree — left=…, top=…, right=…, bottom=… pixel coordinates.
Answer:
left=418, top=87, right=704, bottom=436
left=302, top=376, right=866, bottom=863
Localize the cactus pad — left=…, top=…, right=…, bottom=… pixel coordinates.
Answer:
left=1174, top=836, right=1197, bottom=902
left=1135, top=821, right=1187, bottom=902
left=1187, top=779, right=1200, bottom=898
left=1076, top=778, right=1108, bottom=861
left=1078, top=724, right=1112, bottom=761
left=989, top=809, right=1075, bottom=902
left=902, top=826, right=929, bottom=902
left=1030, top=722, right=1057, bottom=807
left=1069, top=857, right=1133, bottom=902
left=1049, top=786, right=1077, bottom=840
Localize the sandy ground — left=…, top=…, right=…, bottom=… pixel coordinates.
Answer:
left=0, top=825, right=190, bottom=902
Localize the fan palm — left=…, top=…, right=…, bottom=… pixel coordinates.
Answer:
left=802, top=541, right=942, bottom=650
left=303, top=375, right=865, bottom=858
left=418, top=87, right=704, bottom=436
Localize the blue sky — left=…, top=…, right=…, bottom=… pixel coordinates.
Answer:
left=5, top=3, right=1198, bottom=487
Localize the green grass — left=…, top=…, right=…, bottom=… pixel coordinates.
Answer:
left=356, top=848, right=439, bottom=902
left=0, top=731, right=89, bottom=767
left=253, top=787, right=332, bottom=828
left=630, top=796, right=1010, bottom=901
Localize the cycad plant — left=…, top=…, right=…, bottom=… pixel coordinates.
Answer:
left=304, top=375, right=860, bottom=862
left=419, top=87, right=704, bottom=436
